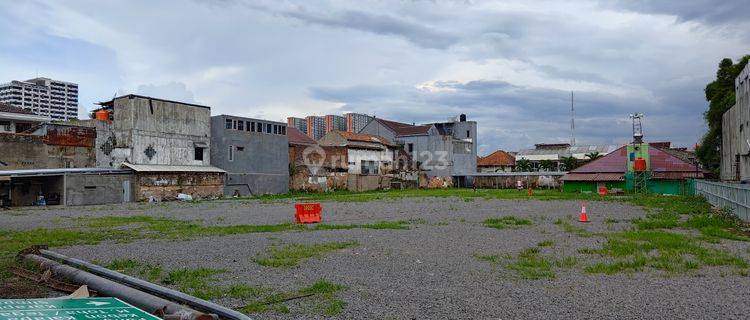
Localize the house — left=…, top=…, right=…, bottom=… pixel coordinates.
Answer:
left=210, top=115, right=289, bottom=196
left=560, top=143, right=704, bottom=195
left=359, top=114, right=477, bottom=187
left=721, top=63, right=750, bottom=181
left=287, top=127, right=348, bottom=191
left=0, top=102, right=50, bottom=133
left=317, top=131, right=397, bottom=175
left=515, top=143, right=621, bottom=171
left=477, top=150, right=516, bottom=172
left=0, top=122, right=97, bottom=170
left=91, top=95, right=225, bottom=201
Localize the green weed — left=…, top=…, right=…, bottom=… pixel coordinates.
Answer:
left=255, top=241, right=358, bottom=267
left=483, top=216, right=532, bottom=230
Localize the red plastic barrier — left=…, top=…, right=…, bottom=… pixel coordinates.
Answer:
left=294, top=203, right=322, bottom=224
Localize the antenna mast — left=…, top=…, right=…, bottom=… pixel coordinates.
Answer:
left=570, top=91, right=575, bottom=146
left=629, top=113, right=644, bottom=144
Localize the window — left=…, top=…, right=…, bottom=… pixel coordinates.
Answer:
left=274, top=125, right=279, bottom=134
left=361, top=160, right=379, bottom=175
left=237, top=120, right=244, bottom=131
left=225, top=119, right=232, bottom=129
left=266, top=123, right=272, bottom=134
left=407, top=143, right=414, bottom=153
left=246, top=121, right=251, bottom=131
left=228, top=145, right=234, bottom=162
left=194, top=147, right=204, bottom=161
left=236, top=146, right=245, bottom=151
left=0, top=121, right=10, bottom=132
left=232, top=120, right=238, bottom=130
left=250, top=122, right=255, bottom=132
left=466, top=130, right=470, bottom=138
left=281, top=126, right=286, bottom=135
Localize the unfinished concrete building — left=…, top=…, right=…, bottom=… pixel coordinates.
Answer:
left=722, top=63, right=750, bottom=181
left=211, top=115, right=289, bottom=196
left=91, top=95, right=225, bottom=201
left=360, top=114, right=477, bottom=187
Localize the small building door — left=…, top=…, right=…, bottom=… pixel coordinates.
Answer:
left=122, top=180, right=131, bottom=203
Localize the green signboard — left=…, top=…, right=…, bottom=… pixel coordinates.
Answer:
left=0, top=298, right=161, bottom=320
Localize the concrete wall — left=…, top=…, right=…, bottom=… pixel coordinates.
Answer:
left=108, top=96, right=211, bottom=167
left=346, top=148, right=394, bottom=174
left=0, top=131, right=95, bottom=170
left=210, top=115, right=289, bottom=196
left=65, top=173, right=134, bottom=206
left=722, top=63, right=750, bottom=181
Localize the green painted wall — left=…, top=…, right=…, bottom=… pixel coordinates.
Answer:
left=562, top=181, right=625, bottom=193
left=563, top=179, right=690, bottom=195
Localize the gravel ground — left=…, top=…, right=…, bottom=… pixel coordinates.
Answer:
left=5, top=198, right=750, bottom=319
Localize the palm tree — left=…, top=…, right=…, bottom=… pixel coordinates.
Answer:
left=560, top=156, right=578, bottom=171
left=539, top=159, right=555, bottom=172
left=515, top=158, right=532, bottom=172
left=585, top=151, right=602, bottom=161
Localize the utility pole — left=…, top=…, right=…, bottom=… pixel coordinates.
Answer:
left=570, top=91, right=575, bottom=146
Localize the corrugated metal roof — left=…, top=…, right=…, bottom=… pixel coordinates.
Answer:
left=121, top=163, right=226, bottom=173
left=336, top=131, right=395, bottom=146
left=0, top=167, right=132, bottom=177
left=375, top=118, right=432, bottom=136
left=517, top=144, right=622, bottom=158
left=287, top=127, right=317, bottom=145
left=560, top=173, right=624, bottom=181
left=567, top=144, right=705, bottom=178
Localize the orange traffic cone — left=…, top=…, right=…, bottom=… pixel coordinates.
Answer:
left=578, top=202, right=590, bottom=223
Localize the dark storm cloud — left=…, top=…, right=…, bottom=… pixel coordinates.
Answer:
left=604, top=0, right=748, bottom=24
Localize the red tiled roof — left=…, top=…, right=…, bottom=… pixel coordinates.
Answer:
left=336, top=131, right=394, bottom=146
left=375, top=118, right=431, bottom=136
left=567, top=145, right=704, bottom=179
left=0, top=102, right=36, bottom=115
left=287, top=127, right=316, bottom=145
left=478, top=150, right=515, bottom=167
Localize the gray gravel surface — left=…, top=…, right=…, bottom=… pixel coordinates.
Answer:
left=4, top=198, right=750, bottom=319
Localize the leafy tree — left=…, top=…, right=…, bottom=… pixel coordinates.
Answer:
left=585, top=151, right=602, bottom=161
left=539, top=159, right=555, bottom=171
left=697, top=56, right=750, bottom=174
left=515, top=158, right=532, bottom=172
left=560, top=156, right=578, bottom=171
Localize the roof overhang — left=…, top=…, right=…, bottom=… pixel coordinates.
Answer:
left=0, top=111, right=50, bottom=123
left=121, top=163, right=226, bottom=173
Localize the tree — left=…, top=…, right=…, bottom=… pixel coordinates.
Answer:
left=585, top=151, right=602, bottom=161
left=539, top=159, right=555, bottom=171
left=697, top=56, right=750, bottom=174
left=560, top=156, right=578, bottom=171
left=515, top=158, right=532, bottom=172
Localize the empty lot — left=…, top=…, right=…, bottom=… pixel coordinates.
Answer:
left=2, top=190, right=750, bottom=319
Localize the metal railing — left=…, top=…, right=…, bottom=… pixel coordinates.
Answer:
left=695, top=180, right=750, bottom=221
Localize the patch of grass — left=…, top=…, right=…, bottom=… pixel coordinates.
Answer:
left=255, top=241, right=359, bottom=267
left=505, top=247, right=555, bottom=280
left=163, top=267, right=228, bottom=300
left=483, top=216, right=532, bottom=230
left=537, top=240, right=555, bottom=247
left=554, top=256, right=578, bottom=268
left=241, top=280, right=346, bottom=316
left=105, top=259, right=163, bottom=282
left=683, top=212, right=750, bottom=241
left=584, top=230, right=747, bottom=274
left=555, top=219, right=593, bottom=237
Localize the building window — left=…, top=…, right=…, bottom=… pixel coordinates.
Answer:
left=246, top=121, right=251, bottom=131
left=407, top=143, right=414, bottom=153
left=466, top=130, right=470, bottom=138
left=281, top=126, right=286, bottom=135
left=237, top=120, right=244, bottom=131
left=266, top=123, right=272, bottom=134
left=228, top=145, right=234, bottom=162
left=225, top=119, right=232, bottom=129
left=194, top=147, right=204, bottom=161
left=237, top=146, right=245, bottom=151
left=361, top=160, right=379, bottom=175
left=232, top=120, right=238, bottom=130
left=250, top=122, right=255, bottom=132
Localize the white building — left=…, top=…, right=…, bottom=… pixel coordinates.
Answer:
left=0, top=77, right=79, bottom=121
left=318, top=131, right=397, bottom=175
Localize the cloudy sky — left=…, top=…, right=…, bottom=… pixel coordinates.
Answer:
left=1, top=0, right=748, bottom=154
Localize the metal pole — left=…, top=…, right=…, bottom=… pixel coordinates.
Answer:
left=38, top=249, right=252, bottom=320
left=24, top=254, right=213, bottom=320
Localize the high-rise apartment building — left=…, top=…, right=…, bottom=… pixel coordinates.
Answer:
left=324, top=114, right=347, bottom=133
left=0, top=77, right=79, bottom=121
left=306, top=115, right=325, bottom=140
left=345, top=112, right=373, bottom=133
left=287, top=117, right=307, bottom=134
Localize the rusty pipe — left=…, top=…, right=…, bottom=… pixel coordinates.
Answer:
left=24, top=254, right=215, bottom=320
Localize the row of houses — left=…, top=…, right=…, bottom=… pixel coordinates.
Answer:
left=0, top=94, right=478, bottom=207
